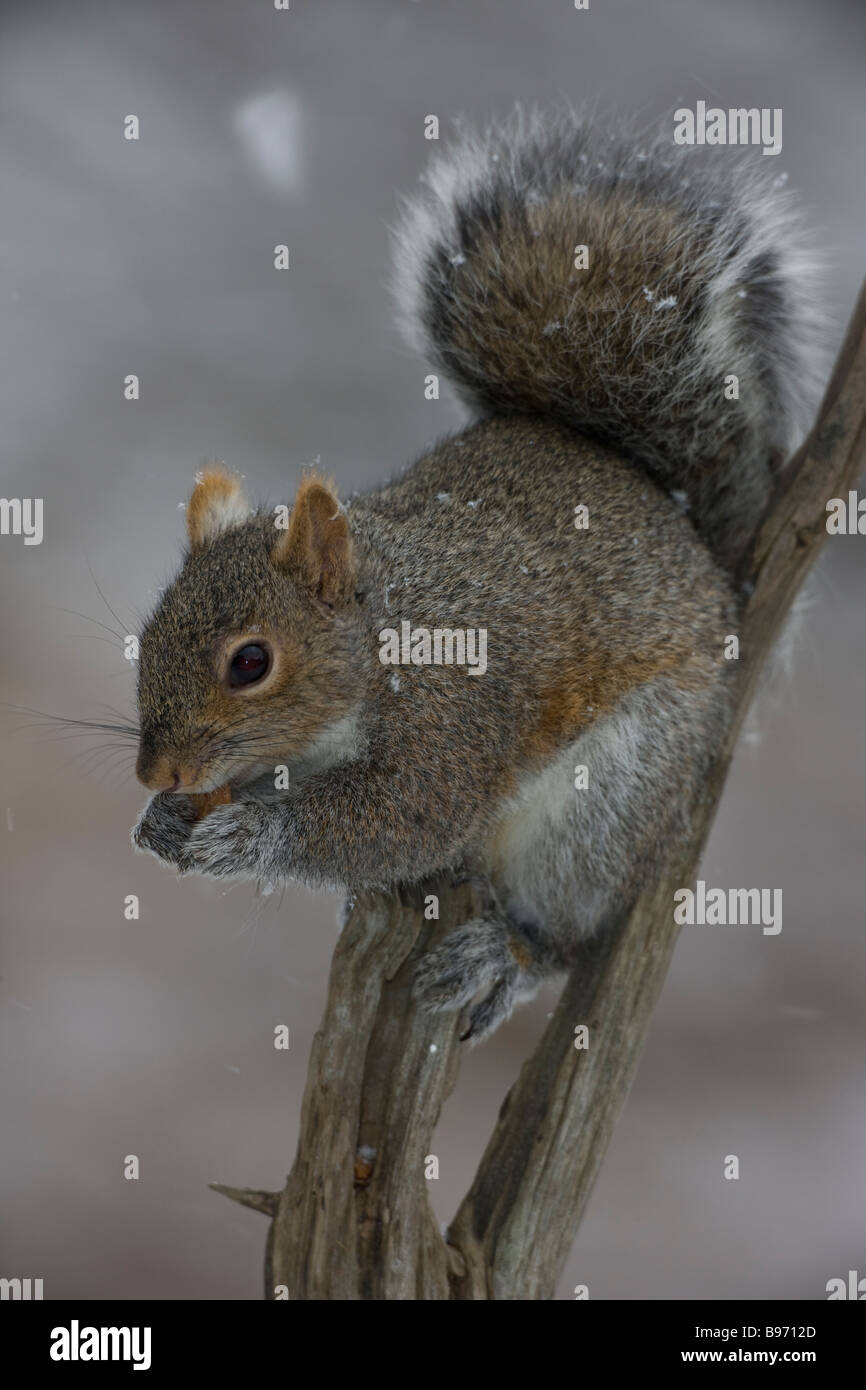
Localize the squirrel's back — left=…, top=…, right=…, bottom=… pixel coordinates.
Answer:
left=393, top=108, right=824, bottom=569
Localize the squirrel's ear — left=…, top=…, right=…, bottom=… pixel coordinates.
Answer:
left=186, top=468, right=249, bottom=551
left=273, top=475, right=355, bottom=607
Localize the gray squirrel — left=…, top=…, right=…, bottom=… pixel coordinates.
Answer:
left=132, top=110, right=823, bottom=1041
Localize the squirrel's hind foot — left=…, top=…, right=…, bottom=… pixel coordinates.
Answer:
left=412, top=915, right=551, bottom=1044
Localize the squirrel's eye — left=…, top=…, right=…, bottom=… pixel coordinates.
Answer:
left=228, top=643, right=270, bottom=688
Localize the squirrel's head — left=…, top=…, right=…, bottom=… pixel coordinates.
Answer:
left=135, top=468, right=363, bottom=793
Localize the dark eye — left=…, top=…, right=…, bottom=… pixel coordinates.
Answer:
left=229, top=643, right=270, bottom=688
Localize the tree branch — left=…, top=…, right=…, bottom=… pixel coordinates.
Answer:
left=448, top=278, right=866, bottom=1298
left=224, top=280, right=866, bottom=1300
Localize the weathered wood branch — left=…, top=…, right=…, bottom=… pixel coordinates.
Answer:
left=214, top=281, right=866, bottom=1300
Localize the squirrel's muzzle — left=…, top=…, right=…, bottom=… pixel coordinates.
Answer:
left=136, top=747, right=182, bottom=791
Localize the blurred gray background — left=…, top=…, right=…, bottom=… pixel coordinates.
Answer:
left=1, top=0, right=864, bottom=1301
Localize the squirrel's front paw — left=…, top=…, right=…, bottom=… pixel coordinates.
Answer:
left=179, top=800, right=277, bottom=882
left=132, top=792, right=198, bottom=867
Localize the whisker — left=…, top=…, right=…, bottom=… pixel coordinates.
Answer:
left=80, top=755, right=139, bottom=790
left=0, top=703, right=141, bottom=739
left=72, top=747, right=131, bottom=778
left=95, top=701, right=139, bottom=723
left=57, top=607, right=125, bottom=643
left=86, top=555, right=135, bottom=641
left=66, top=633, right=129, bottom=650
left=57, top=746, right=137, bottom=781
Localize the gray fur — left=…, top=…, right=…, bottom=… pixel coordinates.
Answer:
left=392, top=107, right=826, bottom=568
left=133, top=111, right=824, bottom=1042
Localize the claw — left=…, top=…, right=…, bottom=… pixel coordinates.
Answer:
left=461, top=978, right=517, bottom=1044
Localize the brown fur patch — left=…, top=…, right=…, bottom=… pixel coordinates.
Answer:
left=186, top=468, right=248, bottom=550
left=272, top=474, right=355, bottom=606
left=523, top=645, right=694, bottom=761
left=508, top=937, right=533, bottom=970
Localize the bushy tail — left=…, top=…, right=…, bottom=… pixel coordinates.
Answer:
left=392, top=108, right=825, bottom=569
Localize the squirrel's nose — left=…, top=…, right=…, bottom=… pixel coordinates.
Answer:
left=136, top=751, right=183, bottom=792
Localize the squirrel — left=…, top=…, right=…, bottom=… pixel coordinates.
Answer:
left=132, top=109, right=823, bottom=1042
